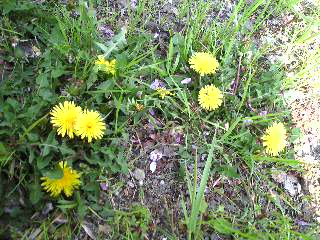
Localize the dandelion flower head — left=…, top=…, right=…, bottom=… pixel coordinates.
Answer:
left=50, top=101, right=82, bottom=138
left=262, top=122, right=287, bottom=156
left=95, top=55, right=108, bottom=66
left=156, top=87, right=175, bottom=99
left=95, top=55, right=116, bottom=75
left=41, top=161, right=81, bottom=197
left=198, top=85, right=223, bottom=111
left=189, top=52, right=219, bottom=76
left=135, top=103, right=144, bottom=111
left=75, top=109, right=106, bottom=142
left=105, top=59, right=116, bottom=75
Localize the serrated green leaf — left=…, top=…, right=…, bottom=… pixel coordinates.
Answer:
left=96, top=80, right=115, bottom=91
left=95, top=28, right=127, bottom=57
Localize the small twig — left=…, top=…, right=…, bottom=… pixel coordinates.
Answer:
left=18, top=113, right=49, bottom=144
left=232, top=54, right=243, bottom=95
left=246, top=99, right=256, bottom=112
left=212, top=177, right=222, bottom=188
left=88, top=206, right=107, bottom=222
left=135, top=130, right=144, bottom=151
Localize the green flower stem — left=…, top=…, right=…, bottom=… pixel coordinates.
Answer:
left=18, top=113, right=49, bottom=144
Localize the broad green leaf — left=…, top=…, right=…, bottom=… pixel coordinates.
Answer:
left=38, top=89, right=55, bottom=101
left=208, top=218, right=236, bottom=235
left=199, top=198, right=208, bottom=214
left=28, top=147, right=35, bottom=164
left=2, top=0, right=16, bottom=14
left=37, top=156, right=49, bottom=170
left=86, top=71, right=97, bottom=90
left=51, top=62, right=66, bottom=78
left=219, top=165, right=240, bottom=178
left=57, top=199, right=77, bottom=209
left=76, top=192, right=87, bottom=220
left=42, top=131, right=58, bottom=157
left=290, top=127, right=301, bottom=143
left=36, top=73, right=49, bottom=88
left=29, top=182, right=43, bottom=205
left=43, top=166, right=64, bottom=180
left=6, top=98, right=20, bottom=110
left=0, top=143, right=7, bottom=155
left=27, top=133, right=39, bottom=142
left=59, top=142, right=76, bottom=156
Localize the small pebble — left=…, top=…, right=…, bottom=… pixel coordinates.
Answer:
left=100, top=182, right=108, bottom=191
left=133, top=168, right=145, bottom=181
left=150, top=149, right=163, bottom=162
left=42, top=202, right=53, bottom=215
left=127, top=181, right=134, bottom=188
left=150, top=161, right=157, bottom=173
left=181, top=78, right=192, bottom=84
left=139, top=180, right=144, bottom=186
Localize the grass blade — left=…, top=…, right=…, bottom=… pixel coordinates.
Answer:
left=188, top=138, right=216, bottom=237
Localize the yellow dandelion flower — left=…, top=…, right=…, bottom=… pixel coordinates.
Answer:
left=95, top=55, right=108, bottom=66
left=135, top=103, right=144, bottom=111
left=41, top=161, right=81, bottom=197
left=75, top=109, right=106, bottom=142
left=198, top=85, right=223, bottom=111
left=50, top=101, right=82, bottom=138
left=262, top=122, right=287, bottom=156
left=95, top=55, right=116, bottom=75
left=156, top=87, right=175, bottom=99
left=189, top=52, right=219, bottom=76
left=106, top=59, right=116, bottom=75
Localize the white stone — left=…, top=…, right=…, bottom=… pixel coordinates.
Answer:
left=150, top=161, right=157, bottom=173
